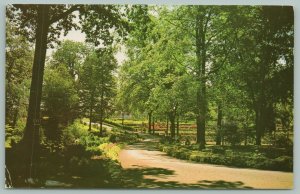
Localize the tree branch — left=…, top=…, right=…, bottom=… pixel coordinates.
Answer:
left=49, top=5, right=82, bottom=24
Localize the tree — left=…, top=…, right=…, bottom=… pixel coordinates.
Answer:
left=51, top=40, right=89, bottom=79
left=170, top=6, right=230, bottom=148
left=5, top=21, right=33, bottom=128
left=230, top=6, right=294, bottom=145
left=7, top=4, right=128, bottom=180
left=119, top=5, right=155, bottom=133
left=42, top=65, right=79, bottom=140
left=79, top=48, right=117, bottom=134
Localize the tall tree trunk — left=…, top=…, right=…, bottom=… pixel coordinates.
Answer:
left=195, top=7, right=207, bottom=150
left=99, top=89, right=104, bottom=136
left=216, top=104, right=222, bottom=145
left=148, top=111, right=152, bottom=134
left=169, top=112, right=175, bottom=140
left=100, top=120, right=103, bottom=136
left=255, top=108, right=262, bottom=146
left=176, top=116, right=179, bottom=138
left=255, top=83, right=266, bottom=146
left=22, top=5, right=50, bottom=180
left=122, top=112, right=124, bottom=130
left=89, top=104, right=93, bottom=131
left=152, top=116, right=155, bottom=134
left=244, top=110, right=249, bottom=146
left=166, top=116, right=169, bottom=136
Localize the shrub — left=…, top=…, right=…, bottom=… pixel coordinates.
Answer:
left=211, top=146, right=225, bottom=154
left=98, top=143, right=121, bottom=161
left=5, top=120, right=25, bottom=147
left=229, top=155, right=247, bottom=167
left=223, top=122, right=243, bottom=146
left=274, top=133, right=293, bottom=148
left=189, top=153, right=202, bottom=162
left=270, top=156, right=293, bottom=171
left=61, top=120, right=88, bottom=146
left=189, top=152, right=210, bottom=162
left=177, top=148, right=191, bottom=159
left=159, top=141, right=293, bottom=172
left=109, top=134, right=117, bottom=143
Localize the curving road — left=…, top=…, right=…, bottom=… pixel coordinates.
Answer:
left=118, top=134, right=293, bottom=189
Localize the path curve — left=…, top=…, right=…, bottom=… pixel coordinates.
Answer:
left=118, top=134, right=293, bottom=189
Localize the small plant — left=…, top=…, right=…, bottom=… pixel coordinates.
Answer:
left=98, top=143, right=121, bottom=161
left=61, top=120, right=89, bottom=146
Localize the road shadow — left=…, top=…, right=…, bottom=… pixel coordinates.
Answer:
left=119, top=166, right=253, bottom=189
left=125, top=134, right=161, bottom=151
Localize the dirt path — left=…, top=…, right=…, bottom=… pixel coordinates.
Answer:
left=118, top=134, right=293, bottom=189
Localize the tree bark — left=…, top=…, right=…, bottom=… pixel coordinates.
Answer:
left=99, top=88, right=104, bottom=136
left=195, top=7, right=207, bottom=150
left=152, top=116, right=155, bottom=134
left=216, top=104, right=222, bottom=145
left=255, top=108, right=262, bottom=146
left=176, top=116, right=179, bottom=137
left=169, top=112, right=176, bottom=139
left=148, top=111, right=152, bottom=134
left=100, top=120, right=103, bottom=136
left=244, top=110, right=249, bottom=146
left=166, top=116, right=169, bottom=136
left=89, top=104, right=92, bottom=131
left=22, top=5, right=50, bottom=180
left=255, top=83, right=266, bottom=146
left=122, top=112, right=124, bottom=130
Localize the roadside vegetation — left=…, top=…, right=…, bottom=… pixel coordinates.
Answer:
left=6, top=119, right=140, bottom=187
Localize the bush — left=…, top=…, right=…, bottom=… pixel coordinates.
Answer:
left=61, top=120, right=88, bottom=146
left=223, top=122, right=243, bottom=146
left=269, top=156, right=293, bottom=171
left=158, top=142, right=293, bottom=172
left=228, top=155, right=248, bottom=167
left=5, top=120, right=25, bottom=147
left=177, top=148, right=191, bottom=159
left=109, top=134, right=117, bottom=143
left=274, top=133, right=293, bottom=148
left=189, top=153, right=202, bottom=162
left=211, top=146, right=225, bottom=154
left=98, top=143, right=121, bottom=161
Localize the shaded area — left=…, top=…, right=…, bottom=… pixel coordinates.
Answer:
left=5, top=144, right=123, bottom=188
left=120, top=166, right=252, bottom=189
left=124, top=133, right=161, bottom=152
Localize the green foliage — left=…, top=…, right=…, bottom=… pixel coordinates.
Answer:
left=222, top=122, right=243, bottom=146
left=273, top=133, right=293, bottom=148
left=121, top=5, right=293, bottom=147
left=79, top=48, right=117, bottom=131
left=158, top=143, right=292, bottom=172
left=98, top=143, right=121, bottom=161
left=5, top=21, right=33, bottom=128
left=43, top=65, right=79, bottom=131
left=5, top=119, right=26, bottom=148
left=51, top=40, right=89, bottom=78
left=61, top=120, right=89, bottom=146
